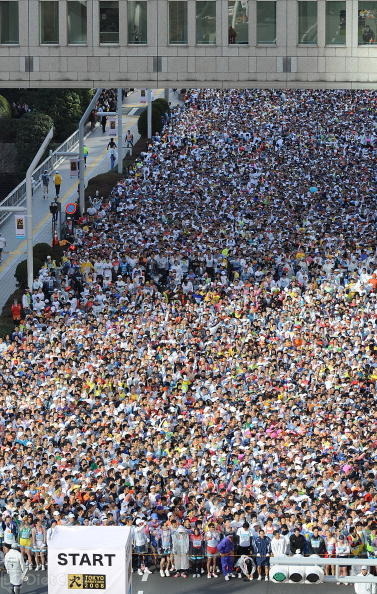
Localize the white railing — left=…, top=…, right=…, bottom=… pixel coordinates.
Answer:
left=272, top=555, right=377, bottom=584
left=0, top=125, right=88, bottom=227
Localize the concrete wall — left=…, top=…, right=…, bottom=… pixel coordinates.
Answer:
left=0, top=0, right=376, bottom=88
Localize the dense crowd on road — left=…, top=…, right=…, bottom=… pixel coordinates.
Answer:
left=0, top=89, right=376, bottom=582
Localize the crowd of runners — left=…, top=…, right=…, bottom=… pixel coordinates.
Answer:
left=0, top=89, right=376, bottom=582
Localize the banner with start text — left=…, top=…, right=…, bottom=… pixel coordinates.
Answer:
left=48, top=526, right=132, bottom=594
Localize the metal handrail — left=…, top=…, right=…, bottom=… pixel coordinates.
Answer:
left=0, top=125, right=89, bottom=227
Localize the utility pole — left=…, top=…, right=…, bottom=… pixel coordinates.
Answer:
left=25, top=127, right=54, bottom=289
left=79, top=88, right=102, bottom=216
left=147, top=89, right=152, bottom=140
left=117, top=88, right=123, bottom=174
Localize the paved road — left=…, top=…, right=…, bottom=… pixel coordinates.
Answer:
left=0, top=571, right=355, bottom=594
left=0, top=89, right=178, bottom=311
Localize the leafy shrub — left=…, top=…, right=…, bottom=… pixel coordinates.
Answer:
left=0, top=94, right=11, bottom=119
left=51, top=244, right=65, bottom=264
left=33, top=242, right=53, bottom=262
left=84, top=171, right=122, bottom=208
left=152, top=98, right=170, bottom=114
left=137, top=107, right=164, bottom=138
left=0, top=118, right=21, bottom=142
left=14, top=257, right=43, bottom=288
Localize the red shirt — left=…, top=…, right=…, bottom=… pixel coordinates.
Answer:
left=11, top=303, right=22, bottom=320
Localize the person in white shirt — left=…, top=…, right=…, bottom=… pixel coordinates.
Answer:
left=236, top=522, right=253, bottom=556
left=235, top=554, right=256, bottom=581
left=133, top=519, right=152, bottom=576
left=271, top=531, right=288, bottom=556
left=4, top=543, right=27, bottom=594
left=354, top=566, right=377, bottom=594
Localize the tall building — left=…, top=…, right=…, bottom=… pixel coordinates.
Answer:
left=0, top=0, right=376, bottom=87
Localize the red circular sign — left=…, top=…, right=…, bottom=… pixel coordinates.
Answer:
left=65, top=203, right=77, bottom=215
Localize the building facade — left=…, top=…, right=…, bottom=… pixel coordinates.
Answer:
left=0, top=0, right=376, bottom=87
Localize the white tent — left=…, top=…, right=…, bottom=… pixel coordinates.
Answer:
left=48, top=526, right=132, bottom=594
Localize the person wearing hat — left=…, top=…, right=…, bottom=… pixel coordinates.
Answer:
left=217, top=533, right=235, bottom=581
left=335, top=534, right=350, bottom=584
left=354, top=566, right=376, bottom=594
left=4, top=543, right=27, bottom=594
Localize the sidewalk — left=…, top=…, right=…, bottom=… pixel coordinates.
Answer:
left=0, top=89, right=178, bottom=310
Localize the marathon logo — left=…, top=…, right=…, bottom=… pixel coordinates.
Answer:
left=68, top=574, right=106, bottom=590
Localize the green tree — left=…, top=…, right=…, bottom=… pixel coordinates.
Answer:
left=0, top=89, right=90, bottom=141
left=0, top=94, right=11, bottom=118
left=16, top=111, right=54, bottom=173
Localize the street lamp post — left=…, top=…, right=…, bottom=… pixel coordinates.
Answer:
left=25, top=127, right=54, bottom=290
left=147, top=89, right=152, bottom=140
left=78, top=88, right=103, bottom=216
left=117, top=88, right=123, bottom=174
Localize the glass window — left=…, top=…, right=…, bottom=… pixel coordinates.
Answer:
left=196, top=1, right=216, bottom=44
left=99, top=0, right=119, bottom=43
left=358, top=1, right=377, bottom=44
left=256, top=1, right=276, bottom=43
left=40, top=1, right=59, bottom=44
left=326, top=2, right=346, bottom=44
left=228, top=0, right=248, bottom=44
left=0, top=1, right=18, bottom=44
left=128, top=1, right=147, bottom=44
left=67, top=1, right=87, bottom=44
left=298, top=1, right=317, bottom=44
left=169, top=1, right=188, bottom=44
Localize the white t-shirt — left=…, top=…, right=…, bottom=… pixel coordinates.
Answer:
left=237, top=527, right=252, bottom=547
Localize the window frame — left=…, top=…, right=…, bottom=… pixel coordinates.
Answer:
left=325, top=0, right=346, bottom=45
left=256, top=0, right=277, bottom=45
left=39, top=0, right=59, bottom=45
left=358, top=0, right=377, bottom=45
left=168, top=0, right=188, bottom=45
left=195, top=0, right=217, bottom=45
left=0, top=0, right=19, bottom=45
left=99, top=0, right=120, bottom=45
left=297, top=0, right=318, bottom=45
left=67, top=0, right=87, bottom=45
left=127, top=0, right=148, bottom=45
left=228, top=0, right=249, bottom=45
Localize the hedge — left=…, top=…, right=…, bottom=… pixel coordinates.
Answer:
left=152, top=98, right=170, bottom=115
left=33, top=242, right=53, bottom=263
left=14, top=257, right=43, bottom=288
left=84, top=170, right=122, bottom=209
left=137, top=106, right=164, bottom=138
